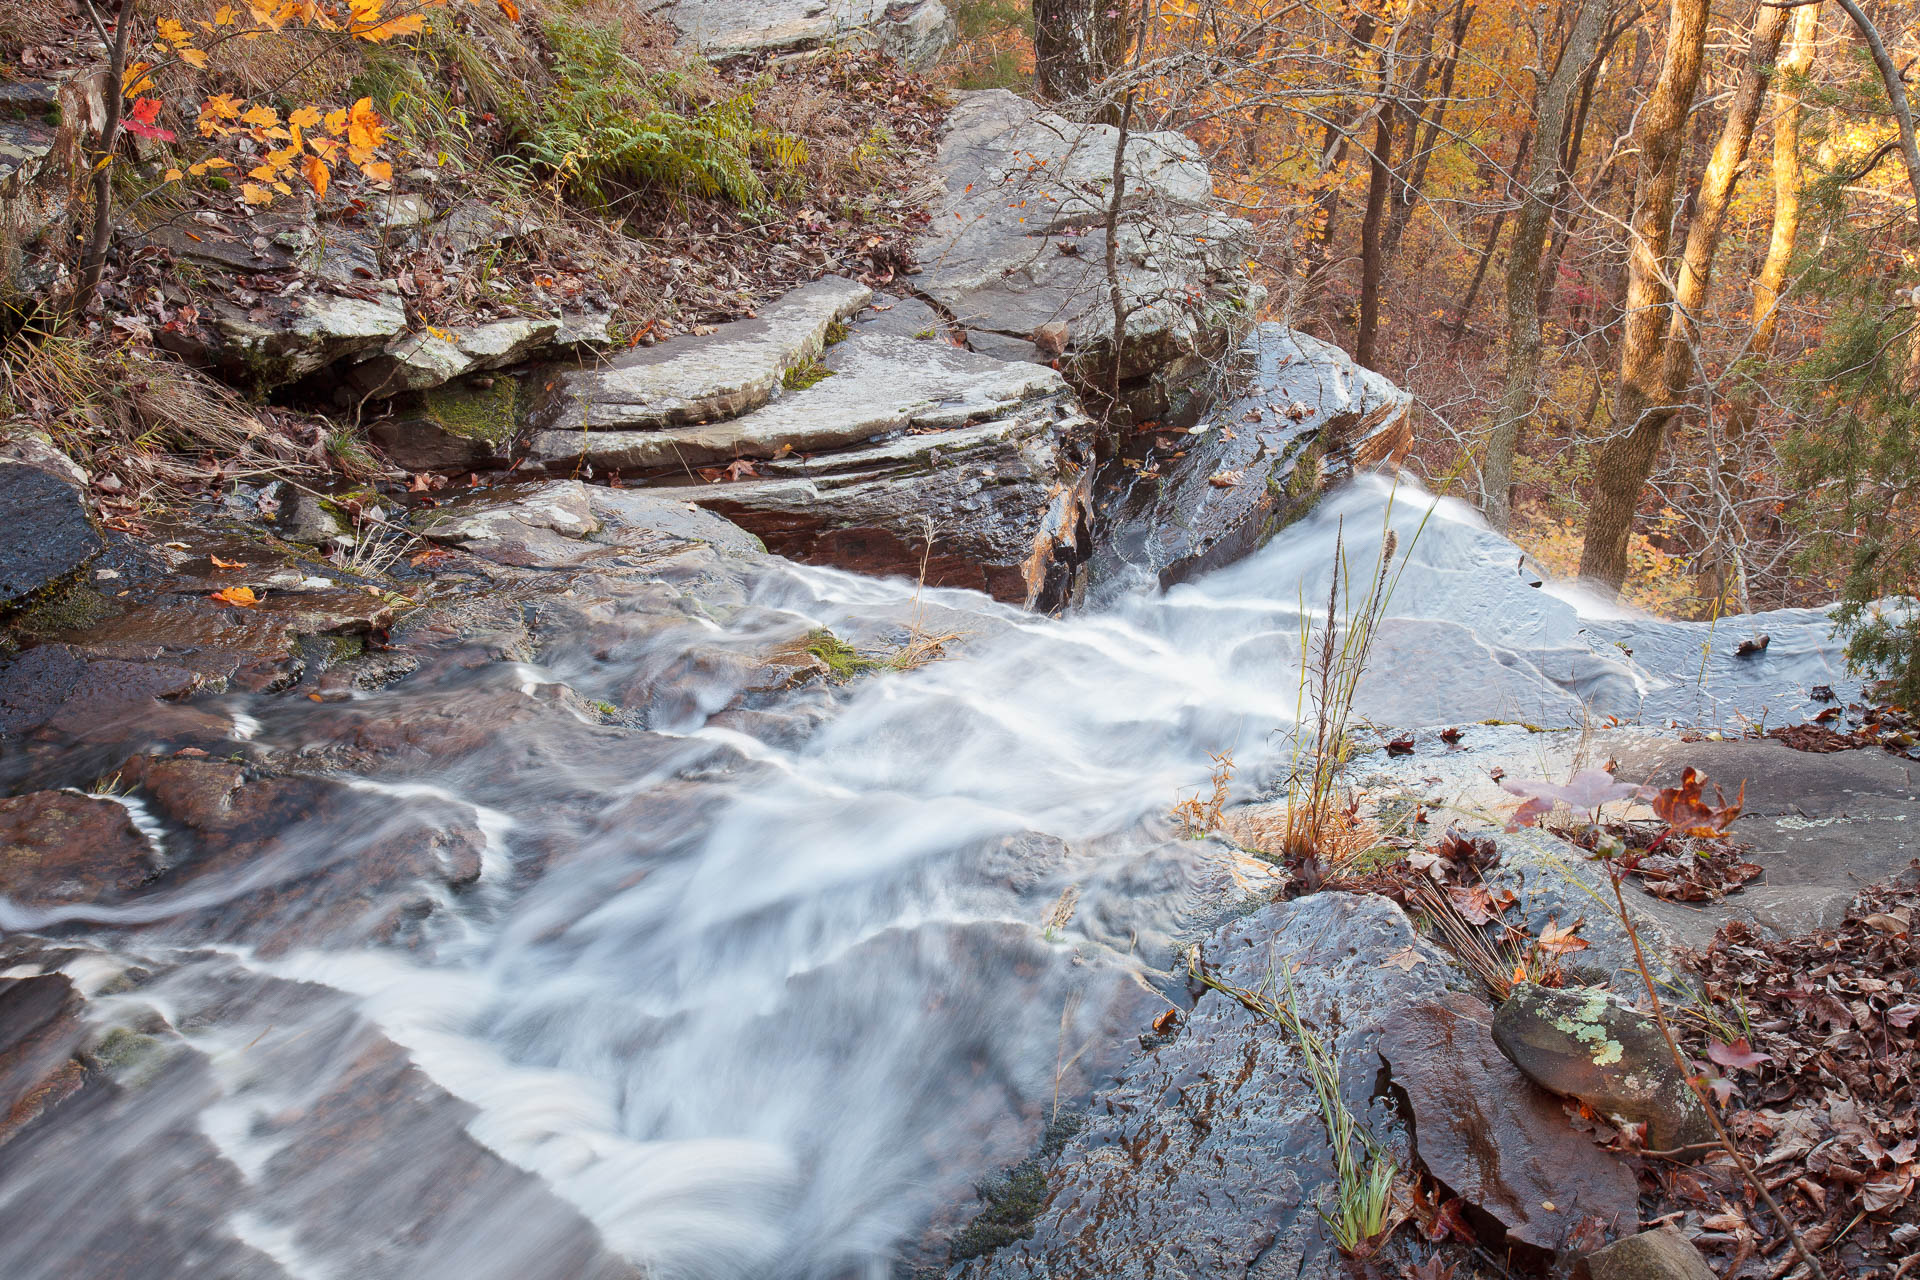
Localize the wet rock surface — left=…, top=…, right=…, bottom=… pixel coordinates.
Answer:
left=963, top=893, right=1456, bottom=1280
left=1088, top=326, right=1411, bottom=593
left=916, top=90, right=1262, bottom=420
left=1379, top=992, right=1639, bottom=1253
left=0, top=462, right=102, bottom=606
left=0, top=790, right=161, bottom=908
left=1492, top=985, right=1712, bottom=1152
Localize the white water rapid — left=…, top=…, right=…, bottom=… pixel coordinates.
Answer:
left=0, top=479, right=1850, bottom=1280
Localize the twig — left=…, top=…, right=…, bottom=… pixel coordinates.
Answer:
left=1606, top=868, right=1825, bottom=1279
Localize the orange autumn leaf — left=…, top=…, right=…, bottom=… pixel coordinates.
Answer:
left=495, top=0, right=518, bottom=18
left=302, top=152, right=330, bottom=198
left=210, top=586, right=258, bottom=607
left=209, top=555, right=245, bottom=570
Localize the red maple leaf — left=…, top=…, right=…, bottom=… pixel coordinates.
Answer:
left=124, top=97, right=176, bottom=142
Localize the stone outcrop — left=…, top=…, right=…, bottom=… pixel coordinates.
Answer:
left=506, top=277, right=1097, bottom=606
left=1492, top=984, right=1713, bottom=1152
left=667, top=0, right=953, bottom=66
left=1087, top=325, right=1412, bottom=592
left=1578, top=1227, right=1718, bottom=1280
left=1379, top=993, right=1639, bottom=1254
left=0, top=462, right=101, bottom=607
left=963, top=893, right=1455, bottom=1280
left=914, top=89, right=1264, bottom=422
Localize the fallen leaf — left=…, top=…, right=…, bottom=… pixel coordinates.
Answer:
left=1707, top=1037, right=1771, bottom=1072
left=209, top=555, right=244, bottom=570
left=210, top=586, right=258, bottom=607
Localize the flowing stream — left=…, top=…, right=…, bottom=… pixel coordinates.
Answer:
left=0, top=479, right=1848, bottom=1280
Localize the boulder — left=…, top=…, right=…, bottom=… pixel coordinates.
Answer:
left=1379, top=993, right=1639, bottom=1253
left=159, top=287, right=410, bottom=391
left=526, top=313, right=1099, bottom=607
left=369, top=376, right=522, bottom=472
left=1087, top=325, right=1412, bottom=592
left=1490, top=832, right=1673, bottom=992
left=348, top=317, right=561, bottom=396
left=964, top=893, right=1455, bottom=1280
left=1492, top=984, right=1713, bottom=1152
left=1578, top=1226, right=1717, bottom=1280
left=915, top=90, right=1263, bottom=421
left=415, top=479, right=603, bottom=567
left=668, top=0, right=953, bottom=66
left=0, top=643, right=200, bottom=738
left=0, top=790, right=161, bottom=907
left=525, top=276, right=872, bottom=435
left=0, top=462, right=101, bottom=607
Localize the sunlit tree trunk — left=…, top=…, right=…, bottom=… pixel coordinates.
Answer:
left=1700, top=0, right=1816, bottom=608
left=1576, top=0, right=1712, bottom=592
left=1356, top=105, right=1395, bottom=369
left=1481, top=0, right=1608, bottom=531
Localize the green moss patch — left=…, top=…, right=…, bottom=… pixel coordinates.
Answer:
left=421, top=376, right=520, bottom=446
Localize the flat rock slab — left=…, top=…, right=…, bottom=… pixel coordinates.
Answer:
left=668, top=0, right=952, bottom=64
left=527, top=277, right=871, bottom=435
left=1611, top=737, right=1920, bottom=945
left=1379, top=993, right=1639, bottom=1253
left=1492, top=985, right=1711, bottom=1152
left=1089, top=325, right=1411, bottom=593
left=527, top=331, right=1070, bottom=473
left=916, top=90, right=1261, bottom=406
left=964, top=893, right=1455, bottom=1280
left=0, top=463, right=101, bottom=606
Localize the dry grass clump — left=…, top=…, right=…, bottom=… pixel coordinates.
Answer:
left=2, top=331, right=325, bottom=498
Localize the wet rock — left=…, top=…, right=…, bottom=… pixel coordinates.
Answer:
left=966, top=893, right=1455, bottom=1280
left=0, top=644, right=200, bottom=738
left=1088, top=326, right=1412, bottom=592
left=0, top=971, right=87, bottom=1147
left=916, top=90, right=1262, bottom=420
left=1379, top=993, right=1638, bottom=1253
left=1577, top=1226, right=1716, bottom=1280
left=415, top=479, right=601, bottom=567
left=670, top=0, right=953, bottom=66
left=526, top=276, right=871, bottom=435
left=0, top=462, right=102, bottom=607
left=274, top=490, right=349, bottom=547
left=586, top=487, right=766, bottom=559
left=1492, top=985, right=1712, bottom=1152
left=0, top=423, right=88, bottom=488
left=852, top=291, right=945, bottom=340
left=0, top=790, right=161, bottom=907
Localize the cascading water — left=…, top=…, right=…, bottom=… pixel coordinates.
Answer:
left=0, top=478, right=1850, bottom=1280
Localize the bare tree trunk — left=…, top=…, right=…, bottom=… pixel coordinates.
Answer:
left=1703, top=0, right=1821, bottom=613
left=1481, top=0, right=1608, bottom=531
left=1576, top=0, right=1712, bottom=592
left=1832, top=0, right=1920, bottom=220
left=69, top=0, right=135, bottom=325
left=1753, top=2, right=1819, bottom=353
left=1356, top=106, right=1395, bottom=369
left=1447, top=128, right=1532, bottom=343
left=1033, top=0, right=1134, bottom=124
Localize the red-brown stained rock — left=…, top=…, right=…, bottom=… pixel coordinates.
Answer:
left=1379, top=992, right=1640, bottom=1254
left=0, top=791, right=158, bottom=906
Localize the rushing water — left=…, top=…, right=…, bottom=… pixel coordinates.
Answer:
left=0, top=479, right=1851, bottom=1279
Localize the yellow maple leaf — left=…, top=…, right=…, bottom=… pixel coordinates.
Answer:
left=212, top=4, right=238, bottom=23
left=163, top=167, right=183, bottom=181
left=157, top=17, right=194, bottom=44
left=289, top=105, right=321, bottom=129
left=323, top=106, right=348, bottom=136
left=179, top=48, right=210, bottom=68
left=241, top=103, right=280, bottom=128
left=203, top=92, right=243, bottom=119
left=359, top=159, right=393, bottom=184
left=346, top=96, right=385, bottom=151
left=363, top=12, right=425, bottom=39
left=210, top=586, right=259, bottom=606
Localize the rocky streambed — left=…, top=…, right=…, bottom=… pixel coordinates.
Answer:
left=0, top=29, right=1896, bottom=1280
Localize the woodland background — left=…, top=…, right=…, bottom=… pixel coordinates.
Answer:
left=959, top=0, right=1920, bottom=690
